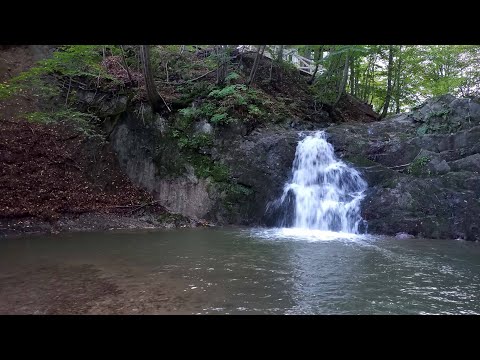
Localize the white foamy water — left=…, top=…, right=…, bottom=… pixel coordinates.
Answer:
left=250, top=227, right=364, bottom=242
left=274, top=131, right=367, bottom=234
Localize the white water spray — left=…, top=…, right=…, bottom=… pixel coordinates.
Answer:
left=277, top=131, right=367, bottom=233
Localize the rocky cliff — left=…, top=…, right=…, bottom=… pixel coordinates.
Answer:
left=327, top=94, right=480, bottom=240
left=106, top=94, right=480, bottom=240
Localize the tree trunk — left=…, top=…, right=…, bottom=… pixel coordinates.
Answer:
left=349, top=56, right=355, bottom=95
left=380, top=45, right=394, bottom=119
left=334, top=51, right=350, bottom=107
left=216, top=45, right=229, bottom=85
left=395, top=74, right=402, bottom=114
left=308, top=63, right=320, bottom=85
left=120, top=45, right=133, bottom=84
left=139, top=45, right=164, bottom=114
left=362, top=52, right=376, bottom=103
left=307, top=46, right=323, bottom=85
left=269, top=57, right=274, bottom=82
left=394, top=46, right=403, bottom=114
left=354, top=61, right=360, bottom=97
left=303, top=46, right=311, bottom=60
left=276, top=45, right=284, bottom=62
left=247, top=45, right=266, bottom=86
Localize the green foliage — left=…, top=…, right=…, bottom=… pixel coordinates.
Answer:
left=199, top=102, right=217, bottom=116
left=425, top=108, right=451, bottom=120
left=234, top=93, right=247, bottom=106
left=225, top=72, right=240, bottom=82
left=279, top=60, right=298, bottom=73
left=178, top=103, right=232, bottom=126
left=14, top=46, right=106, bottom=85
left=1, top=45, right=120, bottom=106
left=191, top=133, right=214, bottom=148
left=42, top=45, right=104, bottom=77
left=381, top=178, right=398, bottom=189
left=407, top=156, right=431, bottom=176
left=187, top=154, right=230, bottom=182
left=247, top=104, right=264, bottom=117
left=220, top=182, right=255, bottom=210
left=306, top=44, right=480, bottom=113
left=179, top=107, right=202, bottom=121
left=416, top=106, right=463, bottom=135
left=209, top=163, right=230, bottom=182
left=177, top=82, right=215, bottom=106
left=0, top=82, right=17, bottom=99
left=210, top=112, right=229, bottom=124
left=164, top=45, right=181, bottom=53
left=177, top=81, right=266, bottom=127
left=177, top=133, right=213, bottom=150
left=227, top=183, right=254, bottom=197
left=25, top=108, right=99, bottom=136
left=345, top=155, right=378, bottom=168
left=208, top=84, right=247, bottom=99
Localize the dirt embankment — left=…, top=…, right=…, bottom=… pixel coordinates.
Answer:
left=0, top=46, right=204, bottom=236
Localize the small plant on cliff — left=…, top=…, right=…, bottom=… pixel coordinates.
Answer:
left=425, top=108, right=451, bottom=120
left=407, top=155, right=430, bottom=176
left=210, top=112, right=230, bottom=124
left=179, top=107, right=202, bottom=122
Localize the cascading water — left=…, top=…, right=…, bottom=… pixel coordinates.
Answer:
left=273, top=131, right=367, bottom=234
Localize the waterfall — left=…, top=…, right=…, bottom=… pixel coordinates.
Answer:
left=274, top=131, right=367, bottom=233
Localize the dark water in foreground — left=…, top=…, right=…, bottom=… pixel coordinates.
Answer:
left=1, top=227, right=479, bottom=314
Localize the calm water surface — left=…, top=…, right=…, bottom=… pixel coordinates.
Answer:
left=1, top=227, right=479, bottom=314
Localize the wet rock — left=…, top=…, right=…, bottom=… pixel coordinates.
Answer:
left=194, top=119, right=213, bottom=135
left=395, top=232, right=415, bottom=239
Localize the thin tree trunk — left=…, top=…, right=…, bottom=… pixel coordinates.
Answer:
left=334, top=51, right=350, bottom=106
left=276, top=45, right=284, bottom=62
left=247, top=45, right=266, bottom=86
left=360, top=55, right=369, bottom=101
left=269, top=57, right=274, bottom=81
left=303, top=46, right=311, bottom=60
left=354, top=61, right=359, bottom=97
left=349, top=56, right=355, bottom=95
left=216, top=45, right=230, bottom=85
left=120, top=45, right=133, bottom=84
left=380, top=45, right=394, bottom=119
left=394, top=46, right=403, bottom=114
left=365, top=53, right=377, bottom=104
left=308, top=46, right=323, bottom=85
left=308, top=63, right=320, bottom=85
left=139, top=45, right=165, bottom=114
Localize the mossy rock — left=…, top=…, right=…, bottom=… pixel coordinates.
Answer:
left=345, top=154, right=377, bottom=168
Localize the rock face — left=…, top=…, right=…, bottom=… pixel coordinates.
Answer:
left=109, top=110, right=218, bottom=220
left=109, top=107, right=298, bottom=224
left=213, top=128, right=299, bottom=224
left=326, top=95, right=480, bottom=241
left=107, top=93, right=480, bottom=240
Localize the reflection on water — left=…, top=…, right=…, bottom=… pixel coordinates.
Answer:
left=0, top=227, right=479, bottom=314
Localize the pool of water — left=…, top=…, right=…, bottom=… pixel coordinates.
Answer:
left=1, top=227, right=479, bottom=314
